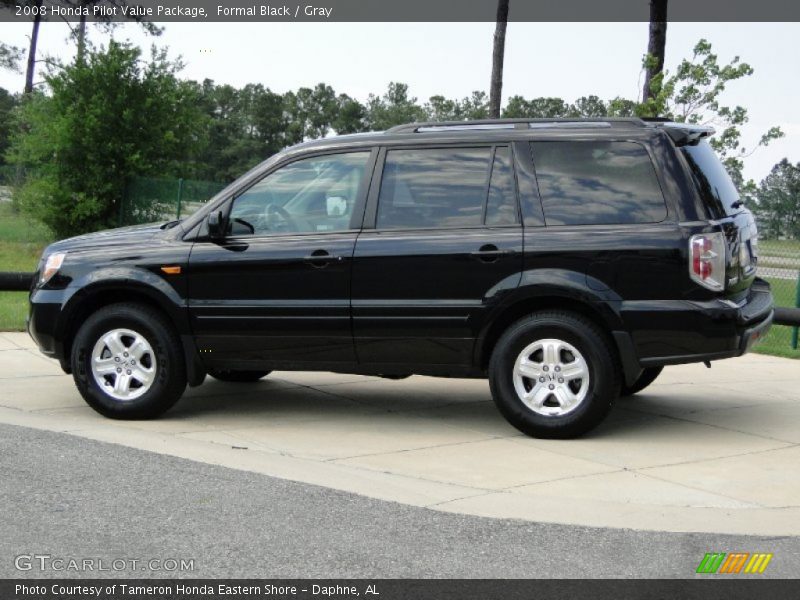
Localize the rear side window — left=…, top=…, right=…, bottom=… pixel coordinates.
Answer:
left=680, top=141, right=741, bottom=216
left=377, top=148, right=489, bottom=229
left=378, top=147, right=520, bottom=230
left=530, top=141, right=667, bottom=226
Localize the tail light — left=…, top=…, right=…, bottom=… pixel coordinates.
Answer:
left=689, top=232, right=726, bottom=291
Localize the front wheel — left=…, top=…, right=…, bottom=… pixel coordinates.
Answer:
left=489, top=311, right=620, bottom=439
left=71, top=303, right=187, bottom=419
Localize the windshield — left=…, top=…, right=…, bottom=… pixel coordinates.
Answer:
left=680, top=141, right=742, bottom=216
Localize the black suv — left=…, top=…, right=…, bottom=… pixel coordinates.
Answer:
left=28, top=118, right=774, bottom=438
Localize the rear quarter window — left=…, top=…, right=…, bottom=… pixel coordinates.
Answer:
left=680, top=141, right=742, bottom=217
left=530, top=141, right=667, bottom=226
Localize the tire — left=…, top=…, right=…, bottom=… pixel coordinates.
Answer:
left=208, top=369, right=271, bottom=383
left=621, top=366, right=663, bottom=397
left=488, top=311, right=620, bottom=439
left=71, top=303, right=187, bottom=419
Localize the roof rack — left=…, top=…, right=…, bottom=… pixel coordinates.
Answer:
left=383, top=118, right=716, bottom=144
left=385, top=118, right=651, bottom=134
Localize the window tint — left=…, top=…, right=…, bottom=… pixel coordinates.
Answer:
left=486, top=147, right=518, bottom=226
left=228, top=152, right=368, bottom=235
left=377, top=148, right=491, bottom=229
left=530, top=141, right=667, bottom=226
left=681, top=141, right=741, bottom=216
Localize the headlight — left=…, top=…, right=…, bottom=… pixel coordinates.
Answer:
left=40, top=252, right=66, bottom=285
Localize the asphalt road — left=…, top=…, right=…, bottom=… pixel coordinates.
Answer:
left=1, top=423, right=798, bottom=579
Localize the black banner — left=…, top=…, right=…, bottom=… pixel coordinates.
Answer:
left=3, top=0, right=800, bottom=23
left=2, top=579, right=799, bottom=600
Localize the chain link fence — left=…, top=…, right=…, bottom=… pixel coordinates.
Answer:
left=120, top=176, right=228, bottom=226
left=0, top=165, right=19, bottom=185
left=0, top=165, right=21, bottom=203
left=757, top=238, right=800, bottom=356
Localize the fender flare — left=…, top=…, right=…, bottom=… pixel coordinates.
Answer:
left=475, top=268, right=640, bottom=383
left=56, top=268, right=206, bottom=386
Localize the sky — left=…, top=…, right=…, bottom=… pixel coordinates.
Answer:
left=1, top=21, right=798, bottom=182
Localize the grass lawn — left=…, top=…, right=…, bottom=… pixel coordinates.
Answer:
left=754, top=276, right=800, bottom=359
left=0, top=203, right=53, bottom=331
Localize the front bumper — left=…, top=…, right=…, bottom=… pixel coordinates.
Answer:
left=27, top=287, right=69, bottom=369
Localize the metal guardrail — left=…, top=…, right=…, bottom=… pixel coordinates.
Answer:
left=0, top=272, right=34, bottom=292
left=774, top=307, right=800, bottom=327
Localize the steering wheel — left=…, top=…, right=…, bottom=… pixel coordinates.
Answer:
left=264, top=204, right=299, bottom=232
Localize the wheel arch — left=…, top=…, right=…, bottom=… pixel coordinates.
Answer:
left=477, top=266, right=630, bottom=368
left=57, top=278, right=202, bottom=384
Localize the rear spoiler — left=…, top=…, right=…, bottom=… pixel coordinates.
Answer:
left=648, top=120, right=715, bottom=146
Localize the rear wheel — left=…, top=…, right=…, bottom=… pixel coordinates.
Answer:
left=71, top=303, right=186, bottom=419
left=621, top=366, right=663, bottom=396
left=489, top=311, right=620, bottom=439
left=208, top=369, right=271, bottom=383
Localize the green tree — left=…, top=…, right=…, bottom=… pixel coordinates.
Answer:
left=606, top=97, right=639, bottom=117
left=0, top=42, right=23, bottom=72
left=425, top=95, right=461, bottom=122
left=424, top=91, right=489, bottom=121
left=60, top=0, right=162, bottom=63
left=569, top=95, right=608, bottom=117
left=283, top=83, right=339, bottom=141
left=752, top=159, right=800, bottom=240
left=364, top=82, right=427, bottom=130
left=3, top=0, right=162, bottom=95
left=502, top=96, right=570, bottom=118
left=193, top=80, right=346, bottom=181
left=8, top=42, right=204, bottom=236
left=333, top=94, right=366, bottom=134
left=460, top=91, right=491, bottom=120
left=0, top=87, right=18, bottom=168
left=194, top=81, right=285, bottom=181
left=638, top=39, right=783, bottom=185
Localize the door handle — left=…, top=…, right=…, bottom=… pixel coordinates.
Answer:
left=304, top=249, right=341, bottom=268
left=471, top=244, right=512, bottom=262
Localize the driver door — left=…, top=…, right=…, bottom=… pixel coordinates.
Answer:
left=188, top=149, right=376, bottom=369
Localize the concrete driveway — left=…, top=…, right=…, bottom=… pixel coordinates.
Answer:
left=1, top=331, right=798, bottom=536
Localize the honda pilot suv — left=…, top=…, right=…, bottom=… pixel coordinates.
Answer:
left=28, top=118, right=774, bottom=438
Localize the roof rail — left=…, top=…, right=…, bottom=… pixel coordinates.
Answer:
left=640, top=117, right=673, bottom=123
left=385, top=118, right=650, bottom=134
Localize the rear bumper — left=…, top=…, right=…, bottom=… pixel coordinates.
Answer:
left=618, top=279, right=774, bottom=370
left=739, top=308, right=773, bottom=354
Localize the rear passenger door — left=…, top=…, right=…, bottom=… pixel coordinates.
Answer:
left=351, top=144, right=523, bottom=369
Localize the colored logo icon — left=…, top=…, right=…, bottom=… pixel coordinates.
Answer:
left=696, top=552, right=773, bottom=574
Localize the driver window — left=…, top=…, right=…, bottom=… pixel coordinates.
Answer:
left=228, top=151, right=369, bottom=236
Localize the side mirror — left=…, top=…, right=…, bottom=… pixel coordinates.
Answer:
left=207, top=210, right=225, bottom=239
